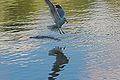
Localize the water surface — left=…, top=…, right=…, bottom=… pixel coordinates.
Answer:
left=0, top=0, right=120, bottom=80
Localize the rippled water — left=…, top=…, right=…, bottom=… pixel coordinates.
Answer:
left=0, top=0, right=120, bottom=80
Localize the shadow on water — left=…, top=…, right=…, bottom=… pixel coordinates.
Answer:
left=30, top=35, right=61, bottom=41
left=48, top=47, right=69, bottom=80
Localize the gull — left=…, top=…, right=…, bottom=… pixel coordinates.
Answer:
left=45, top=0, right=68, bottom=34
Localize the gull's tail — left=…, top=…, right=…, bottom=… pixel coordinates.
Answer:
left=47, top=24, right=58, bottom=31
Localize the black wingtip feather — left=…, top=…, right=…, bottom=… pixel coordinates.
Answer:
left=55, top=4, right=62, bottom=8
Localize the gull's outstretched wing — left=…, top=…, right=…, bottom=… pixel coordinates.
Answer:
left=55, top=5, right=65, bottom=18
left=45, top=0, right=60, bottom=23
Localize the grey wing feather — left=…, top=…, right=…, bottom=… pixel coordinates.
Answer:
left=56, top=8, right=65, bottom=18
left=45, top=0, right=60, bottom=23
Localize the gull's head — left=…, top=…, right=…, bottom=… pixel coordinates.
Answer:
left=55, top=4, right=62, bottom=8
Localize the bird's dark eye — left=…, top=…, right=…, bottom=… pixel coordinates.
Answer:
left=55, top=5, right=62, bottom=8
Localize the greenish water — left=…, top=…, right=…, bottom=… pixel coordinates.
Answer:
left=0, top=0, right=120, bottom=80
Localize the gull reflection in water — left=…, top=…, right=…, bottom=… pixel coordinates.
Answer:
left=48, top=47, right=69, bottom=80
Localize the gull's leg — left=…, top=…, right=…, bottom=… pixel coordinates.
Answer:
left=57, top=25, right=64, bottom=34
left=57, top=25, right=62, bottom=34
left=57, top=27, right=62, bottom=34
left=60, top=28, right=65, bottom=34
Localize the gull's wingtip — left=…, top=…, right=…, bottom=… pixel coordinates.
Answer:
left=44, top=0, right=53, bottom=7
left=45, top=0, right=50, bottom=3
left=44, top=0, right=47, bottom=3
left=45, top=0, right=47, bottom=1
